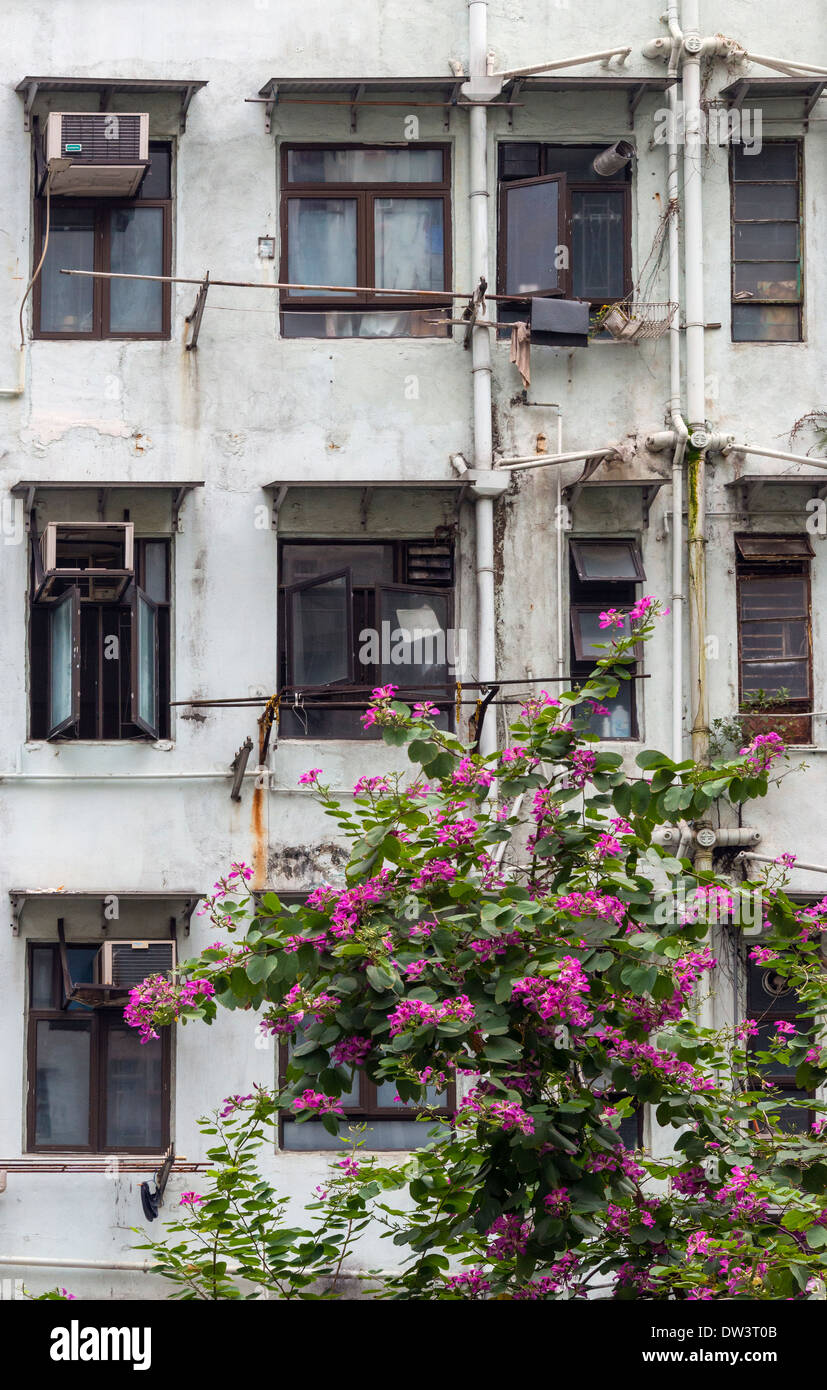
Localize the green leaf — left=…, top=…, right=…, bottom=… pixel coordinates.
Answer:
left=245, top=954, right=277, bottom=985
left=621, top=963, right=658, bottom=995
left=366, top=964, right=396, bottom=993
left=806, top=1225, right=827, bottom=1250
left=635, top=750, right=672, bottom=770
left=482, top=1037, right=523, bottom=1062
left=612, top=783, right=633, bottom=817
left=630, top=780, right=650, bottom=815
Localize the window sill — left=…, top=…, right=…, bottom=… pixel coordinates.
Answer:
left=9, top=1156, right=205, bottom=1172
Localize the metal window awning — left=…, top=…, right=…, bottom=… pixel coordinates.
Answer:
left=719, top=76, right=825, bottom=122
left=253, top=73, right=677, bottom=133
left=10, top=890, right=202, bottom=936
left=725, top=474, right=827, bottom=509
left=562, top=472, right=667, bottom=525
left=264, top=473, right=508, bottom=519
left=11, top=479, right=204, bottom=532
left=16, top=76, right=208, bottom=133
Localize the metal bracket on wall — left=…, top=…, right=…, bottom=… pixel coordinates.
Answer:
left=185, top=273, right=210, bottom=350
left=229, top=737, right=254, bottom=801
left=350, top=84, right=365, bottom=132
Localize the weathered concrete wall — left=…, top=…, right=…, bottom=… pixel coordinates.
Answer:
left=0, top=0, right=825, bottom=1295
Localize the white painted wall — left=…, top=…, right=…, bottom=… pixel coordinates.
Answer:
left=0, top=0, right=825, bottom=1296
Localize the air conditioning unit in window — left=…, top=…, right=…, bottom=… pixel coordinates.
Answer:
left=38, top=521, right=134, bottom=601
left=42, top=112, right=150, bottom=196
left=97, top=940, right=176, bottom=990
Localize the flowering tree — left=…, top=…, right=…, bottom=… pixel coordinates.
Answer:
left=129, top=599, right=827, bottom=1300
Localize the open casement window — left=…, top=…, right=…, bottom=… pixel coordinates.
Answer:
left=497, top=144, right=632, bottom=330
left=130, top=585, right=160, bottom=738
left=735, top=534, right=812, bottom=744
left=285, top=570, right=354, bottom=690
left=30, top=533, right=171, bottom=741
left=280, top=144, right=451, bottom=339
left=500, top=173, right=568, bottom=297
left=730, top=141, right=803, bottom=342
left=27, top=942, right=171, bottom=1153
left=278, top=540, right=454, bottom=739
left=569, top=537, right=644, bottom=741
left=377, top=585, right=451, bottom=689
left=48, top=585, right=81, bottom=738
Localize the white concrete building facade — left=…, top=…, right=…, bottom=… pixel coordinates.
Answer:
left=0, top=0, right=825, bottom=1297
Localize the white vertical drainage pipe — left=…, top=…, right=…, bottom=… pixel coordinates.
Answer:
left=681, top=0, right=710, bottom=768
left=666, top=1, right=688, bottom=764
left=469, top=0, right=497, bottom=759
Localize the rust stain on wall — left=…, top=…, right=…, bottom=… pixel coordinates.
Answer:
left=250, top=783, right=267, bottom=888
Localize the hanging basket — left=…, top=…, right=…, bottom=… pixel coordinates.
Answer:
left=595, top=299, right=678, bottom=343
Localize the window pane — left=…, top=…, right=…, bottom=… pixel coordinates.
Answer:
left=105, top=1025, right=164, bottom=1149
left=732, top=304, right=800, bottom=341
left=35, top=1019, right=91, bottom=1146
left=374, top=198, right=444, bottom=291
left=136, top=592, right=157, bottom=729
left=282, top=545, right=393, bottom=586
left=40, top=208, right=95, bottom=333
left=290, top=575, right=350, bottom=686
left=741, top=618, right=808, bottom=660
left=735, top=222, right=799, bottom=260
left=140, top=144, right=171, bottom=199
left=574, top=607, right=632, bottom=658
left=287, top=199, right=357, bottom=296
left=499, top=143, right=541, bottom=179
left=740, top=576, right=807, bottom=620
left=504, top=180, right=562, bottom=295
left=734, top=183, right=798, bottom=220
left=50, top=593, right=74, bottom=730
left=733, top=143, right=797, bottom=180
left=572, top=541, right=642, bottom=581
left=374, top=1080, right=442, bottom=1107
left=378, top=589, right=449, bottom=687
left=742, top=660, right=808, bottom=698
left=282, top=1118, right=443, bottom=1150
left=31, top=948, right=54, bottom=1008
left=142, top=542, right=168, bottom=603
left=281, top=308, right=447, bottom=338
left=571, top=190, right=625, bottom=299
left=734, top=262, right=800, bottom=301
left=109, top=207, right=164, bottom=332
left=584, top=679, right=635, bottom=740
left=543, top=145, right=632, bottom=183
left=287, top=148, right=443, bottom=183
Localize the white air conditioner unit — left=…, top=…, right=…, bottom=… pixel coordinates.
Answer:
left=97, top=940, right=176, bottom=990
left=43, top=111, right=150, bottom=196
left=38, top=521, right=134, bottom=601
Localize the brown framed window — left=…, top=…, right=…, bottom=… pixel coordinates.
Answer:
left=27, top=943, right=170, bottom=1153
left=279, top=144, right=451, bottom=338
left=279, top=1045, right=454, bottom=1152
left=278, top=539, right=454, bottom=738
left=569, top=536, right=644, bottom=740
left=33, top=142, right=172, bottom=339
left=730, top=140, right=803, bottom=342
left=497, top=144, right=632, bottom=330
left=735, top=533, right=812, bottom=743
left=29, top=529, right=171, bottom=741
left=746, top=956, right=812, bottom=1133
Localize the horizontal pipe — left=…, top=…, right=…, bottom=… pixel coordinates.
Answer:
left=495, top=47, right=631, bottom=79
left=0, top=1255, right=157, bottom=1273
left=0, top=772, right=257, bottom=783
left=62, top=268, right=467, bottom=300
left=726, top=443, right=827, bottom=471
left=744, top=52, right=827, bottom=76
left=738, top=852, right=827, bottom=875
left=495, top=448, right=617, bottom=473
